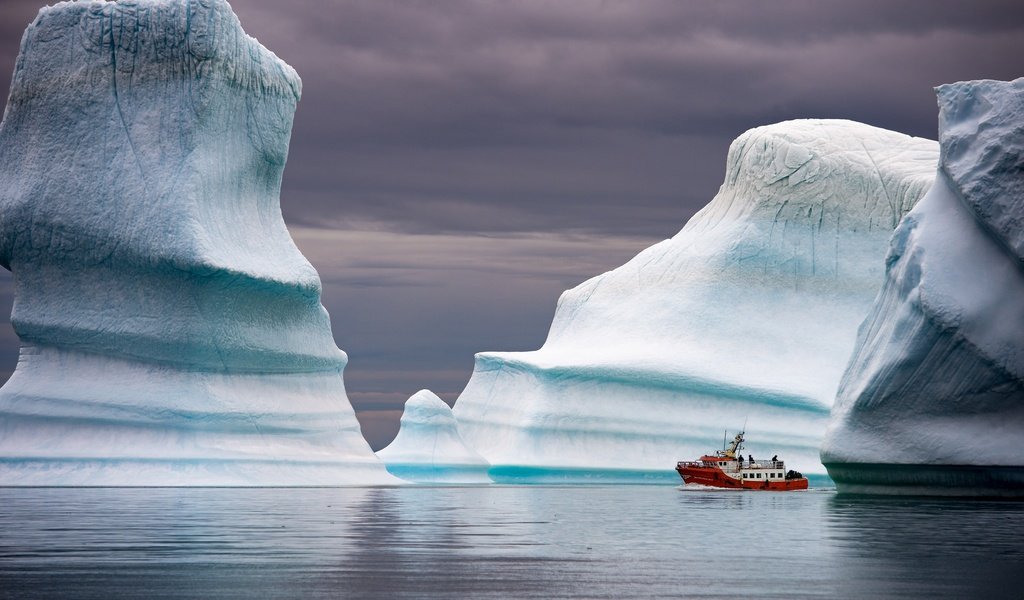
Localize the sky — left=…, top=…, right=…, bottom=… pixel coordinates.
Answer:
left=0, top=0, right=1022, bottom=449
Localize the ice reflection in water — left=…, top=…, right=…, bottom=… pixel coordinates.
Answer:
left=0, top=487, right=1020, bottom=599
left=822, top=495, right=1021, bottom=598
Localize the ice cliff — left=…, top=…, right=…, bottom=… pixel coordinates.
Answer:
left=821, top=78, right=1024, bottom=496
left=0, top=0, right=393, bottom=485
left=377, top=390, right=490, bottom=483
left=447, top=120, right=938, bottom=481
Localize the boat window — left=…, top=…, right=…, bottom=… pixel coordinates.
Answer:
left=757, top=473, right=761, bottom=478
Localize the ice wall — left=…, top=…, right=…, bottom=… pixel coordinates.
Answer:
left=452, top=120, right=938, bottom=480
left=822, top=79, right=1024, bottom=496
left=377, top=390, right=490, bottom=483
left=0, top=0, right=394, bottom=485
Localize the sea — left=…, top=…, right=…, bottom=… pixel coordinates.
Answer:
left=0, top=485, right=1020, bottom=599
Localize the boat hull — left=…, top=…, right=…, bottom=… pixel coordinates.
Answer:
left=676, top=465, right=808, bottom=491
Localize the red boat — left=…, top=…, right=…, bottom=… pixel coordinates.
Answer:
left=676, top=431, right=808, bottom=491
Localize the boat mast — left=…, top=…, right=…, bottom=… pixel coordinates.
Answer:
left=724, top=430, right=744, bottom=459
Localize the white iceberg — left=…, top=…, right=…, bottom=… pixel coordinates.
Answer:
left=450, top=120, right=938, bottom=481
left=821, top=78, right=1024, bottom=496
left=377, top=390, right=491, bottom=483
left=0, top=0, right=394, bottom=485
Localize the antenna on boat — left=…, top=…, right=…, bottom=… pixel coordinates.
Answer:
left=737, top=417, right=747, bottom=456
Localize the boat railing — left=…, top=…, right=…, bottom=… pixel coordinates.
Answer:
left=677, top=460, right=784, bottom=470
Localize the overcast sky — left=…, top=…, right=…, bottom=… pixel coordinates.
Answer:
left=0, top=0, right=1022, bottom=448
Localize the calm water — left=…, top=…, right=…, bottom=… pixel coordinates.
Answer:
left=0, top=486, right=1020, bottom=599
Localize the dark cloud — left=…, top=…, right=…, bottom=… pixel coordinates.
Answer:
left=226, top=0, right=1024, bottom=237
left=0, top=0, right=1022, bottom=448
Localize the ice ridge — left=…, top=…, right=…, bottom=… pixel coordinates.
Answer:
left=377, top=390, right=490, bottom=483
left=448, top=120, right=938, bottom=480
left=0, top=0, right=394, bottom=485
left=821, top=78, right=1024, bottom=496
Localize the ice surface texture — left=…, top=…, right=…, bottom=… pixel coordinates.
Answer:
left=821, top=79, right=1024, bottom=496
left=451, top=120, right=938, bottom=479
left=0, top=0, right=393, bottom=485
left=377, top=390, right=490, bottom=483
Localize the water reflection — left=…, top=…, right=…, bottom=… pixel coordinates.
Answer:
left=0, top=487, right=1020, bottom=599
left=823, top=495, right=1023, bottom=598
left=324, top=488, right=574, bottom=597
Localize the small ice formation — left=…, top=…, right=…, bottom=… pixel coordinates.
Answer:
left=0, top=0, right=394, bottom=485
left=377, top=390, right=490, bottom=483
left=822, top=78, right=1024, bottom=496
left=450, top=120, right=938, bottom=481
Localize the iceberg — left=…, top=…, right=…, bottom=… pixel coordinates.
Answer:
left=821, top=78, right=1024, bottom=496
left=0, top=0, right=394, bottom=485
left=377, top=390, right=491, bottom=483
left=449, top=120, right=938, bottom=481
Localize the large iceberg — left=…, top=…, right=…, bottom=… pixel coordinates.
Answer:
left=821, top=78, right=1024, bottom=496
left=0, top=0, right=394, bottom=485
left=377, top=390, right=490, bottom=483
left=448, top=120, right=938, bottom=481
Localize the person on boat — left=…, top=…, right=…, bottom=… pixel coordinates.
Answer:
left=748, top=454, right=754, bottom=463
left=772, top=455, right=778, bottom=465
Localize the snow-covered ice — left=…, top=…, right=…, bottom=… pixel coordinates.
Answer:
left=450, top=120, right=938, bottom=480
left=377, top=390, right=491, bottom=483
left=821, top=78, right=1024, bottom=496
left=0, top=0, right=394, bottom=485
